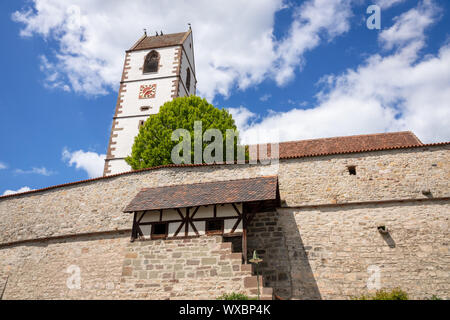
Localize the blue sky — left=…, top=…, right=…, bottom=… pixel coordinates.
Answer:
left=0, top=0, right=449, bottom=195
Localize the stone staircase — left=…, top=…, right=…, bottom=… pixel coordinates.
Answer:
left=118, top=235, right=273, bottom=300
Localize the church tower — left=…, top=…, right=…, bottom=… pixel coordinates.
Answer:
left=103, top=29, right=196, bottom=176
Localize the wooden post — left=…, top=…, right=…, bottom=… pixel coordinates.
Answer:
left=242, top=210, right=247, bottom=264
left=131, top=212, right=137, bottom=241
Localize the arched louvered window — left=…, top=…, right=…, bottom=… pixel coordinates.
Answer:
left=186, top=67, right=191, bottom=93
left=143, top=50, right=159, bottom=73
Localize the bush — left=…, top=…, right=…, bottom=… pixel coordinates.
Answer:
left=217, top=292, right=251, bottom=300
left=353, top=288, right=408, bottom=300
left=426, top=295, right=442, bottom=300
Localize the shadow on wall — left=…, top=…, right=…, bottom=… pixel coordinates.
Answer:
left=247, top=210, right=322, bottom=300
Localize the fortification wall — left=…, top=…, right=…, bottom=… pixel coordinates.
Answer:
left=119, top=235, right=270, bottom=299
left=0, top=234, right=269, bottom=300
left=246, top=201, right=449, bottom=300
left=0, top=145, right=447, bottom=246
left=0, top=145, right=448, bottom=299
left=0, top=232, right=129, bottom=299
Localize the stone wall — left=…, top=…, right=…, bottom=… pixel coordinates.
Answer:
left=0, top=233, right=271, bottom=299
left=0, top=231, right=129, bottom=299
left=278, top=146, right=449, bottom=207
left=0, top=145, right=448, bottom=245
left=119, top=236, right=271, bottom=299
left=247, top=210, right=292, bottom=299
left=278, top=200, right=450, bottom=300
left=0, top=145, right=448, bottom=299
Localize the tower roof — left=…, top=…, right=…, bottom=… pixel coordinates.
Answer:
left=128, top=30, right=191, bottom=52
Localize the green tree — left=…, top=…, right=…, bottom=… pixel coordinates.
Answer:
left=125, top=96, right=245, bottom=170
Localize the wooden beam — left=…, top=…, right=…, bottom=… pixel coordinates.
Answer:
left=190, top=206, right=200, bottom=219
left=231, top=203, right=242, bottom=217
left=136, top=225, right=144, bottom=238
left=173, top=221, right=185, bottom=237
left=230, top=217, right=242, bottom=233
left=137, top=211, right=146, bottom=223
left=131, top=212, right=137, bottom=241
left=176, top=208, right=185, bottom=220
left=189, top=220, right=199, bottom=236
left=242, top=210, right=247, bottom=264
left=184, top=208, right=189, bottom=237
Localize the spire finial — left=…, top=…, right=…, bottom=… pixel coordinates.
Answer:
left=188, top=23, right=191, bottom=30
left=143, top=28, right=147, bottom=36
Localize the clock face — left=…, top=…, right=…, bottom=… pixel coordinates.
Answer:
left=139, top=84, right=157, bottom=99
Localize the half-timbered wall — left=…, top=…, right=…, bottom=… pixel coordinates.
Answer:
left=134, top=203, right=243, bottom=239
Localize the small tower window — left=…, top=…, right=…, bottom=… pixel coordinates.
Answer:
left=140, top=106, right=151, bottom=112
left=138, top=120, right=145, bottom=129
left=186, top=67, right=191, bottom=93
left=143, top=50, right=159, bottom=73
left=206, top=219, right=223, bottom=235
left=347, top=165, right=356, bottom=175
left=151, top=223, right=167, bottom=239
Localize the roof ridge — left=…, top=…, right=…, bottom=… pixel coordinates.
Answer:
left=407, top=131, right=423, bottom=144
left=139, top=175, right=277, bottom=192
left=249, top=131, right=422, bottom=146
left=129, top=34, right=147, bottom=51
left=127, top=31, right=189, bottom=52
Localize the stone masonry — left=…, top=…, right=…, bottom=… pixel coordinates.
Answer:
left=0, top=144, right=448, bottom=299
left=119, top=236, right=271, bottom=299
left=0, top=232, right=271, bottom=299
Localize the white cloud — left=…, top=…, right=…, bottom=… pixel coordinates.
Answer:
left=62, top=148, right=105, bottom=178
left=12, top=0, right=353, bottom=100
left=0, top=162, right=6, bottom=170
left=259, top=94, right=272, bottom=102
left=236, top=1, right=449, bottom=144
left=379, top=0, right=438, bottom=50
left=227, top=106, right=258, bottom=132
left=2, top=186, right=33, bottom=196
left=15, top=167, right=56, bottom=176
left=376, top=0, right=406, bottom=9
left=274, top=0, right=352, bottom=85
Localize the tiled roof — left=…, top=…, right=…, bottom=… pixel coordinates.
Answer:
left=123, top=176, right=278, bottom=212
left=129, top=31, right=190, bottom=51
left=251, top=131, right=423, bottom=160
left=0, top=132, right=445, bottom=201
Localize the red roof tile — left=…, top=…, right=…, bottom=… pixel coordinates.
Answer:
left=251, top=131, right=423, bottom=160
left=0, top=132, right=444, bottom=201
left=129, top=31, right=190, bottom=51
left=123, top=176, right=278, bottom=212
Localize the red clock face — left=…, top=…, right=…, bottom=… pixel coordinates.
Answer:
left=139, top=84, right=156, bottom=99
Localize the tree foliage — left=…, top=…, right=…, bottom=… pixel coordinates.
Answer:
left=353, top=288, right=409, bottom=300
left=216, top=292, right=253, bottom=300
left=125, top=96, right=244, bottom=170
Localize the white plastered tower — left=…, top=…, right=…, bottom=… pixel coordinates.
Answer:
left=104, top=29, right=196, bottom=176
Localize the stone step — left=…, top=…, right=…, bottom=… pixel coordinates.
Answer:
left=249, top=287, right=272, bottom=296
left=241, top=264, right=253, bottom=272
left=244, top=275, right=264, bottom=288
left=219, top=242, right=232, bottom=250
